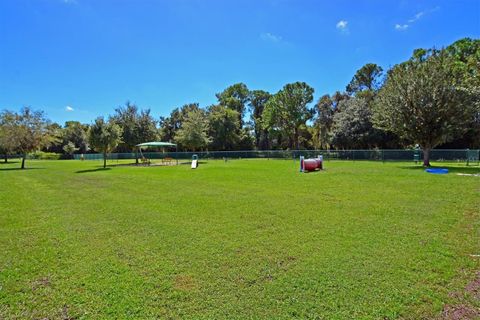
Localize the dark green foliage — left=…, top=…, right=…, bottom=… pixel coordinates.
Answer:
left=312, top=94, right=336, bottom=149
left=216, top=83, right=250, bottom=124
left=174, top=109, right=210, bottom=151
left=346, top=63, right=383, bottom=95
left=374, top=50, right=478, bottom=165
left=5, top=108, right=51, bottom=169
left=443, top=38, right=480, bottom=148
left=207, top=105, right=241, bottom=150
left=159, top=103, right=200, bottom=145
left=249, top=90, right=272, bottom=149
left=112, top=102, right=158, bottom=153
left=263, top=82, right=314, bottom=149
left=62, top=121, right=89, bottom=153
left=88, top=117, right=123, bottom=168
left=445, top=37, right=480, bottom=87
left=0, top=110, right=17, bottom=162
left=332, top=97, right=382, bottom=149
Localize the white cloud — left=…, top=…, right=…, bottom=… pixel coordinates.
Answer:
left=396, top=7, right=439, bottom=31
left=63, top=0, right=78, bottom=4
left=260, top=32, right=282, bottom=43
left=65, top=106, right=74, bottom=112
left=408, top=11, right=424, bottom=23
left=395, top=24, right=409, bottom=31
left=336, top=20, right=348, bottom=31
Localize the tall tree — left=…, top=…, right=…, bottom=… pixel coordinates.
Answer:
left=346, top=63, right=384, bottom=95
left=41, top=122, right=64, bottom=153
left=442, top=38, right=480, bottom=148
left=137, top=109, right=159, bottom=143
left=207, top=105, right=241, bottom=150
left=62, top=121, right=89, bottom=153
left=112, top=102, right=136, bottom=152
left=216, top=83, right=250, bottom=125
left=331, top=97, right=382, bottom=149
left=0, top=111, right=17, bottom=163
left=112, top=102, right=158, bottom=154
left=249, top=90, right=271, bottom=149
left=331, top=91, right=350, bottom=108
left=263, top=82, right=314, bottom=149
left=373, top=49, right=477, bottom=166
left=312, top=95, right=335, bottom=149
left=445, top=37, right=480, bottom=88
left=88, top=117, right=123, bottom=168
left=11, top=108, right=51, bottom=169
left=159, top=103, right=199, bottom=144
left=175, top=109, right=211, bottom=151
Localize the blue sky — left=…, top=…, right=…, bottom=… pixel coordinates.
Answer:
left=0, top=0, right=479, bottom=124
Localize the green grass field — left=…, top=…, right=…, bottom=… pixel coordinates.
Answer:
left=0, top=159, right=478, bottom=319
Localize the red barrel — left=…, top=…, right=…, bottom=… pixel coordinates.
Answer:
left=303, top=159, right=318, bottom=171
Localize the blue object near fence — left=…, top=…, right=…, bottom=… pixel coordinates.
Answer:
left=425, top=168, right=449, bottom=174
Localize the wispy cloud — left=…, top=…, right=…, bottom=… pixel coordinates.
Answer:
left=408, top=11, right=424, bottom=23
left=395, top=7, right=439, bottom=31
left=336, top=20, right=349, bottom=34
left=62, top=0, right=78, bottom=4
left=260, top=32, right=282, bottom=43
left=65, top=106, right=74, bottom=112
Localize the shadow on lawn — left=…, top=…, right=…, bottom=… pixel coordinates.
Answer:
left=0, top=161, right=19, bottom=165
left=75, top=167, right=112, bottom=174
left=399, top=165, right=480, bottom=175
left=0, top=167, right=44, bottom=171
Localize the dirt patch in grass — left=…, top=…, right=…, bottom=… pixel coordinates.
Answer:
left=465, top=272, right=480, bottom=300
left=439, top=273, right=480, bottom=320
left=173, top=275, right=197, bottom=291
left=440, top=304, right=479, bottom=320
left=31, top=276, right=51, bottom=291
left=59, top=304, right=78, bottom=320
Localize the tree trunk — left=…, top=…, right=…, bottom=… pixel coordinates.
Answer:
left=288, top=132, right=295, bottom=150
left=103, top=153, right=107, bottom=168
left=135, top=150, right=139, bottom=165
left=21, top=155, right=26, bottom=169
left=294, top=128, right=299, bottom=150
left=4, top=153, right=7, bottom=163
left=423, top=148, right=431, bottom=167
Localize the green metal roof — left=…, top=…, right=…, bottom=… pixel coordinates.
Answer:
left=136, top=142, right=177, bottom=148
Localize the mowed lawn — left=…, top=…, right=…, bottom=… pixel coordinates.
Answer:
left=0, top=159, right=478, bottom=319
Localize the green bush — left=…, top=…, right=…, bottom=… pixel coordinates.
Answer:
left=28, top=151, right=62, bottom=160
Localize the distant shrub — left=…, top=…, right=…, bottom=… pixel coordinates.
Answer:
left=28, top=151, right=62, bottom=160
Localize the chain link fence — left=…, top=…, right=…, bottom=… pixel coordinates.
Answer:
left=72, top=149, right=480, bottom=164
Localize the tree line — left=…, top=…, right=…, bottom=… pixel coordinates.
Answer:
left=0, top=38, right=478, bottom=168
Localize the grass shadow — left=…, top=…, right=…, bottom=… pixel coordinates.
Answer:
left=0, top=161, right=19, bottom=165
left=301, top=169, right=326, bottom=174
left=399, top=164, right=480, bottom=175
left=75, top=167, right=112, bottom=174
left=112, top=162, right=139, bottom=167
left=0, top=167, right=44, bottom=171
